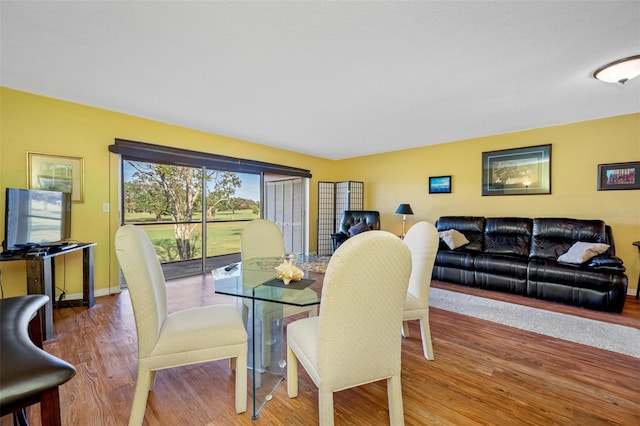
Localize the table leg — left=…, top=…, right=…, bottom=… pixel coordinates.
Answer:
left=83, top=245, right=95, bottom=307
left=26, top=257, right=53, bottom=340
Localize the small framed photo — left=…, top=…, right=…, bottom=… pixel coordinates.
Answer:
left=429, top=175, right=452, bottom=194
left=28, top=152, right=85, bottom=202
left=597, top=161, right=640, bottom=191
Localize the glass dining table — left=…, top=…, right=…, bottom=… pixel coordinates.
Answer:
left=211, top=256, right=329, bottom=419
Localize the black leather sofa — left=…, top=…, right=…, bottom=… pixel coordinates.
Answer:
left=433, top=216, right=628, bottom=313
left=330, top=210, right=381, bottom=251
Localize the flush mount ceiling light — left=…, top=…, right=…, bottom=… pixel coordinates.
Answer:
left=593, top=55, right=640, bottom=84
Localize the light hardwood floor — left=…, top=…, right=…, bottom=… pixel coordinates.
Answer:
left=3, top=275, right=639, bottom=425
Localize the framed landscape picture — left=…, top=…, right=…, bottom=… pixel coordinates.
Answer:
left=429, top=175, right=452, bottom=194
left=28, top=152, right=84, bottom=202
left=597, top=161, right=640, bottom=190
left=482, top=144, right=551, bottom=196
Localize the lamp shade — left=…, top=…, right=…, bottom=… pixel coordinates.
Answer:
left=395, top=204, right=413, bottom=215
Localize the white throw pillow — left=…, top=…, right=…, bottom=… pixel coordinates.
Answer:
left=438, top=229, right=470, bottom=250
left=557, top=241, right=610, bottom=264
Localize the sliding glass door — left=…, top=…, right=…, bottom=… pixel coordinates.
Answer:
left=121, top=159, right=306, bottom=279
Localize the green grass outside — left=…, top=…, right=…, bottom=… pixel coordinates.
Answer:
left=125, top=208, right=257, bottom=223
left=126, top=209, right=258, bottom=262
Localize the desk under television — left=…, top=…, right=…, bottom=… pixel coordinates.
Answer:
left=0, top=242, right=96, bottom=341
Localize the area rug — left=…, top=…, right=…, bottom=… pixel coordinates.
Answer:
left=430, top=288, right=640, bottom=358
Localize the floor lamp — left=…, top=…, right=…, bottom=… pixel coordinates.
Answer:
left=395, top=203, right=413, bottom=239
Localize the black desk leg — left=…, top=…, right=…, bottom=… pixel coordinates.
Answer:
left=83, top=245, right=95, bottom=307
left=26, top=257, right=54, bottom=341
left=55, top=245, right=96, bottom=309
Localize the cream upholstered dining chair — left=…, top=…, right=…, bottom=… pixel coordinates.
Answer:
left=240, top=219, right=318, bottom=367
left=115, top=224, right=248, bottom=426
left=287, top=230, right=412, bottom=426
left=401, top=221, right=439, bottom=360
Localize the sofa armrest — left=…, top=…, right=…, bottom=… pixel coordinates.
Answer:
left=330, top=232, right=349, bottom=251
left=585, top=255, right=626, bottom=272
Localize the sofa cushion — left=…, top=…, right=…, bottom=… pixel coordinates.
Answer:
left=438, top=229, right=469, bottom=250
left=530, top=218, right=607, bottom=260
left=474, top=254, right=529, bottom=295
left=435, top=250, right=476, bottom=270
left=436, top=216, right=485, bottom=251
left=474, top=253, right=529, bottom=277
left=527, top=258, right=628, bottom=312
left=483, top=217, right=533, bottom=257
left=557, top=242, right=610, bottom=264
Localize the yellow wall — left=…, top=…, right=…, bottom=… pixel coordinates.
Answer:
left=1, top=87, right=638, bottom=298
left=0, top=87, right=337, bottom=298
left=337, top=113, right=640, bottom=293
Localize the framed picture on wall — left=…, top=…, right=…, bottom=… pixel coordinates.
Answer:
left=28, top=152, right=85, bottom=203
left=482, top=144, right=551, bottom=196
left=429, top=175, right=452, bottom=193
left=597, top=161, right=640, bottom=190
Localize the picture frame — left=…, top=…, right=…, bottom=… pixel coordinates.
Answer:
left=597, top=161, right=640, bottom=191
left=28, top=152, right=84, bottom=203
left=482, top=144, right=551, bottom=196
left=429, top=175, right=452, bottom=194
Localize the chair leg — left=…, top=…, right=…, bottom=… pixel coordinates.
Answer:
left=401, top=320, right=410, bottom=338
left=419, top=317, right=434, bottom=361
left=286, top=346, right=299, bottom=398
left=149, top=370, right=157, bottom=390
left=128, top=367, right=153, bottom=426
left=13, top=409, right=28, bottom=426
left=241, top=303, right=249, bottom=328
left=387, top=375, right=405, bottom=426
left=235, top=353, right=248, bottom=413
left=40, top=386, right=62, bottom=426
left=318, top=388, right=335, bottom=426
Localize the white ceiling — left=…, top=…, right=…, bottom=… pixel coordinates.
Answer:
left=1, top=1, right=639, bottom=160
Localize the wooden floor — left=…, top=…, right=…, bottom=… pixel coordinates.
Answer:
left=4, top=277, right=639, bottom=425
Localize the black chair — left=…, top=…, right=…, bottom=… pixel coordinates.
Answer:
left=0, top=295, right=76, bottom=426
left=330, top=210, right=381, bottom=251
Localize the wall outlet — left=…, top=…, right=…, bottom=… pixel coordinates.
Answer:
left=102, top=202, right=110, bottom=213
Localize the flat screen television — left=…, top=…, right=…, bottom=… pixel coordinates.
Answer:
left=3, top=188, right=72, bottom=252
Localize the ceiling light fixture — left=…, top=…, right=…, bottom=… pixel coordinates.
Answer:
left=593, top=55, right=640, bottom=84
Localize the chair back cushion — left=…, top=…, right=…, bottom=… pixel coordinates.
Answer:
left=240, top=219, right=286, bottom=260
left=338, top=210, right=381, bottom=235
left=403, top=221, right=439, bottom=307
left=115, top=224, right=168, bottom=357
left=318, top=231, right=411, bottom=390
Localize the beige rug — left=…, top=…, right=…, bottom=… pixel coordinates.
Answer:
left=430, top=288, right=640, bottom=358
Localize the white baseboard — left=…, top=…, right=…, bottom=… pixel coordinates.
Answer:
left=62, top=287, right=121, bottom=301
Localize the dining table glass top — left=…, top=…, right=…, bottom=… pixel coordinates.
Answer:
left=212, top=255, right=329, bottom=305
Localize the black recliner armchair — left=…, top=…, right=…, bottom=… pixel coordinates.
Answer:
left=330, top=210, right=381, bottom=251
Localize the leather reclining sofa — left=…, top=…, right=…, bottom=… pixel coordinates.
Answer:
left=433, top=216, right=628, bottom=313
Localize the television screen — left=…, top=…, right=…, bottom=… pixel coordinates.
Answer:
left=3, top=188, right=72, bottom=251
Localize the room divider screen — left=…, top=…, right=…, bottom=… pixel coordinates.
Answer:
left=317, top=181, right=364, bottom=256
